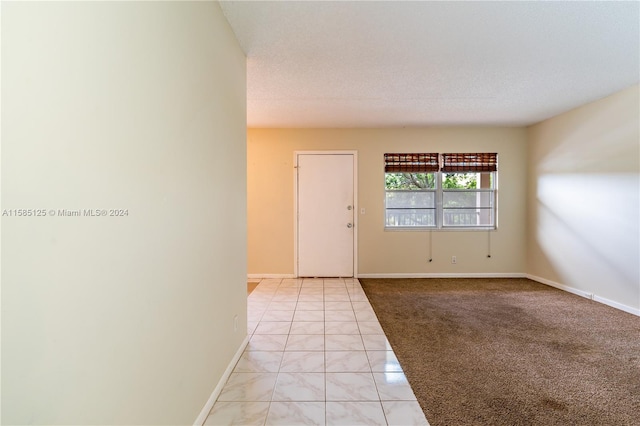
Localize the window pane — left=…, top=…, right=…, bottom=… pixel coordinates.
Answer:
left=442, top=172, right=495, bottom=190
left=386, top=191, right=435, bottom=208
left=443, top=191, right=493, bottom=208
left=385, top=173, right=435, bottom=190
left=442, top=173, right=478, bottom=189
left=386, top=209, right=435, bottom=227
left=443, top=209, right=494, bottom=226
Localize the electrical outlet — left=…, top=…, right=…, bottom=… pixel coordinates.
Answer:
left=451, top=256, right=457, bottom=264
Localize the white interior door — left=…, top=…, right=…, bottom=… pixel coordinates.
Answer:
left=297, top=154, right=354, bottom=277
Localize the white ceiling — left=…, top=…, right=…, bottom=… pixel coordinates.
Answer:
left=220, top=1, right=640, bottom=128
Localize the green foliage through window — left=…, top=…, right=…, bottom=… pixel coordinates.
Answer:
left=385, top=173, right=435, bottom=190
left=443, top=173, right=477, bottom=189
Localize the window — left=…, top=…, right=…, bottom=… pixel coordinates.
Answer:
left=384, top=154, right=438, bottom=228
left=384, top=153, right=497, bottom=229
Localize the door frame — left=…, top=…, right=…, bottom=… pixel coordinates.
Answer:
left=293, top=150, right=358, bottom=278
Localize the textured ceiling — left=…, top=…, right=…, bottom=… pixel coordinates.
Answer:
left=220, top=1, right=640, bottom=128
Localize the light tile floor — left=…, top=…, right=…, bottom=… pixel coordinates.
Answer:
left=205, top=278, right=430, bottom=426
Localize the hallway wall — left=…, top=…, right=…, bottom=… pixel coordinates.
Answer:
left=1, top=2, right=247, bottom=424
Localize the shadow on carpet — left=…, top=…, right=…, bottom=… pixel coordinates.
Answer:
left=360, top=278, right=640, bottom=426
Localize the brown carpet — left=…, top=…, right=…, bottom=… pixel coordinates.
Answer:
left=360, top=278, right=640, bottom=426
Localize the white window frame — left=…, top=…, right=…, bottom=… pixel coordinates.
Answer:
left=384, top=170, right=498, bottom=231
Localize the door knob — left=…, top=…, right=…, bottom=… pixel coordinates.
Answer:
left=347, top=223, right=353, bottom=228
left=347, top=205, right=353, bottom=210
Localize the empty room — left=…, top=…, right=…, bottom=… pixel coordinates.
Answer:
left=238, top=1, right=639, bottom=425
left=2, top=1, right=639, bottom=426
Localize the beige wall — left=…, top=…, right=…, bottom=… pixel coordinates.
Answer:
left=248, top=128, right=528, bottom=276
left=1, top=2, right=247, bottom=424
left=527, top=85, right=640, bottom=311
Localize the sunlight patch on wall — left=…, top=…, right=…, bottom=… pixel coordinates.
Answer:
left=536, top=173, right=639, bottom=301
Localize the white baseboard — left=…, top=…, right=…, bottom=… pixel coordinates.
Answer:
left=193, top=334, right=251, bottom=426
left=526, top=274, right=594, bottom=299
left=526, top=274, right=640, bottom=317
left=247, top=273, right=297, bottom=279
left=592, top=295, right=640, bottom=316
left=357, top=272, right=526, bottom=279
